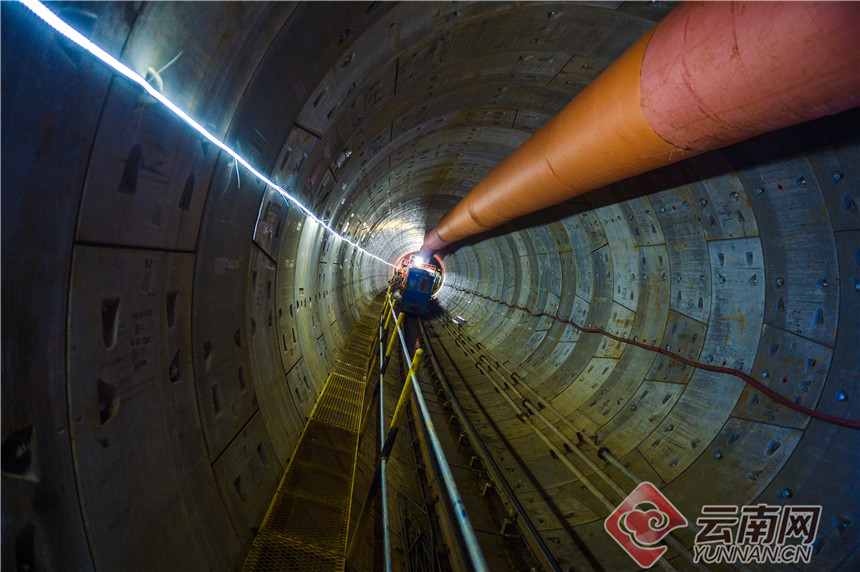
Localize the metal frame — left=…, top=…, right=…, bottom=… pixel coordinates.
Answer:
left=418, top=319, right=563, bottom=572
left=347, top=286, right=489, bottom=571
left=382, top=295, right=489, bottom=571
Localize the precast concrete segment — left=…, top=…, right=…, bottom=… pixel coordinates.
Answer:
left=436, top=313, right=719, bottom=571
left=449, top=286, right=860, bottom=431
left=421, top=1, right=860, bottom=254
left=17, top=0, right=396, bottom=269
left=421, top=318, right=690, bottom=570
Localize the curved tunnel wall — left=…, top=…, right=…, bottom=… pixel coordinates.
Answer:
left=438, top=122, right=860, bottom=566
left=2, top=2, right=858, bottom=571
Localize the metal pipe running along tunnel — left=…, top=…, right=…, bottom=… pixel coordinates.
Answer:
left=3, top=1, right=859, bottom=571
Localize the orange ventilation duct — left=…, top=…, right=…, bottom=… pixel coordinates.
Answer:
left=420, top=1, right=860, bottom=256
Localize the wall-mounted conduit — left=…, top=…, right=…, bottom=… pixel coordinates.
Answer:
left=449, top=286, right=860, bottom=431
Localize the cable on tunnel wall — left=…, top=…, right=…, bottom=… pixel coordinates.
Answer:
left=18, top=0, right=397, bottom=269
left=447, top=286, right=860, bottom=431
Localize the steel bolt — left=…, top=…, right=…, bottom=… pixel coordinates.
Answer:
left=780, top=488, right=793, bottom=499
left=776, top=277, right=785, bottom=287
left=761, top=370, right=770, bottom=379
left=836, top=390, right=849, bottom=402
left=714, top=449, right=723, bottom=460
left=755, top=186, right=764, bottom=195
left=832, top=171, right=843, bottom=183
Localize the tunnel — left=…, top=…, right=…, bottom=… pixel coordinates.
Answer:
left=2, top=1, right=859, bottom=571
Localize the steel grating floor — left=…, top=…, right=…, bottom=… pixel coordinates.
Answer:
left=243, top=296, right=384, bottom=571
left=314, top=375, right=364, bottom=432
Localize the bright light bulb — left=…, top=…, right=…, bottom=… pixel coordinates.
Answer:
left=413, top=256, right=426, bottom=266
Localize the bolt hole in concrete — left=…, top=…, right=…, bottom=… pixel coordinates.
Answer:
left=179, top=174, right=194, bottom=211
left=234, top=475, right=248, bottom=504
left=203, top=340, right=213, bottom=372
left=118, top=144, right=143, bottom=194
left=2, top=425, right=34, bottom=477
left=169, top=350, right=181, bottom=383
left=212, top=384, right=221, bottom=414
left=101, top=298, right=120, bottom=349
left=256, top=443, right=268, bottom=466
left=165, top=291, right=177, bottom=328
left=97, top=380, right=120, bottom=425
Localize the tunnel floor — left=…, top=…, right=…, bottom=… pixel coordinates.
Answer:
left=244, top=297, right=383, bottom=570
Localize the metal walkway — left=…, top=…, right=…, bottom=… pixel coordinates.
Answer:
left=243, top=296, right=384, bottom=571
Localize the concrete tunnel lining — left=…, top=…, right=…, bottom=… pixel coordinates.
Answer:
left=2, top=1, right=859, bottom=571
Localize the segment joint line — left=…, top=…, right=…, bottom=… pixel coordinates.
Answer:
left=20, top=0, right=395, bottom=269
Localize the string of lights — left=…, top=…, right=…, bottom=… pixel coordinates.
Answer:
left=19, top=0, right=396, bottom=268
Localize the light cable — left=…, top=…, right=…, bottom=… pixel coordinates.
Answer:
left=19, top=0, right=396, bottom=268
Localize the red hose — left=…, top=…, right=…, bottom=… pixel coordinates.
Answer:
left=450, top=286, right=860, bottom=431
